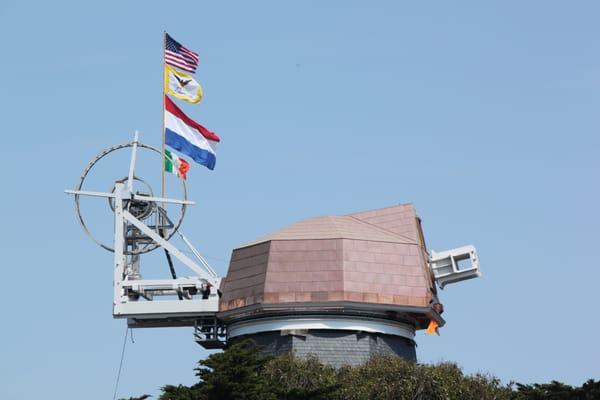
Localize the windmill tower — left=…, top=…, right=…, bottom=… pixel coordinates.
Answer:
left=216, top=205, right=480, bottom=366
left=65, top=135, right=480, bottom=363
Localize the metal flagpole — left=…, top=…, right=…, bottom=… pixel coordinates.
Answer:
left=161, top=31, right=167, bottom=201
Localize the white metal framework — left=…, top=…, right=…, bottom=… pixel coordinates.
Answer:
left=429, top=245, right=481, bottom=289
left=65, top=132, right=221, bottom=324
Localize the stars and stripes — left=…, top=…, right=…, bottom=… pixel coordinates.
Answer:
left=164, top=33, right=199, bottom=73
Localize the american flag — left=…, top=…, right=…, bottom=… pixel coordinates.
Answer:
left=164, top=33, right=199, bottom=73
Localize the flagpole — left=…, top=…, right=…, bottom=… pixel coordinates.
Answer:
left=161, top=31, right=166, bottom=201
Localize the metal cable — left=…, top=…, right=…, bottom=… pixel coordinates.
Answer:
left=112, top=327, right=129, bottom=400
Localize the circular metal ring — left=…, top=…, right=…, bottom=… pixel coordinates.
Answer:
left=73, top=141, right=187, bottom=254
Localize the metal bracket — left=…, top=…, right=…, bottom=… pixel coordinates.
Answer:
left=429, top=245, right=481, bottom=289
left=194, top=317, right=227, bottom=349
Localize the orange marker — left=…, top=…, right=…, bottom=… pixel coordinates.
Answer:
left=426, top=320, right=439, bottom=336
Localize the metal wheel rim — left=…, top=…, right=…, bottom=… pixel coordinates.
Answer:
left=73, top=141, right=187, bottom=254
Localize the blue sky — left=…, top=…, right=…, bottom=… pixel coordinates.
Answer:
left=1, top=1, right=599, bottom=398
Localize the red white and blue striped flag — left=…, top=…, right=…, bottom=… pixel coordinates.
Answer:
left=165, top=33, right=199, bottom=73
left=164, top=96, right=219, bottom=170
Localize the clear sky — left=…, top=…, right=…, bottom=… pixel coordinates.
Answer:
left=1, top=1, right=598, bottom=398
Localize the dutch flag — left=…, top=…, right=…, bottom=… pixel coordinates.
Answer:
left=164, top=96, right=220, bottom=170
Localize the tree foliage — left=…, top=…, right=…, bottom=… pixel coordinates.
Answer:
left=263, top=353, right=339, bottom=400
left=126, top=340, right=599, bottom=400
left=333, top=356, right=512, bottom=400
left=514, top=379, right=600, bottom=400
left=159, top=384, right=200, bottom=400
left=158, top=341, right=276, bottom=400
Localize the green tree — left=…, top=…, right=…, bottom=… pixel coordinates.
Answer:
left=263, top=353, right=340, bottom=399
left=515, top=381, right=575, bottom=399
left=515, top=379, right=600, bottom=400
left=334, top=357, right=514, bottom=400
left=578, top=379, right=600, bottom=400
left=159, top=384, right=201, bottom=400
left=334, top=356, right=420, bottom=399
left=194, top=340, right=275, bottom=400
left=145, top=342, right=598, bottom=400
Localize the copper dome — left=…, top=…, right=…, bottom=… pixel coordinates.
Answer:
left=218, top=204, right=442, bottom=329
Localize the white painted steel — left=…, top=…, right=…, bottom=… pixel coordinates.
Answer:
left=112, top=186, right=220, bottom=319
left=67, top=133, right=222, bottom=325
left=122, top=278, right=205, bottom=292
left=178, top=231, right=218, bottom=278
left=65, top=189, right=194, bottom=206
left=122, top=209, right=219, bottom=286
left=132, top=194, right=195, bottom=205
left=123, top=277, right=205, bottom=289
left=227, top=316, right=415, bottom=340
left=114, top=294, right=219, bottom=317
left=113, top=183, right=127, bottom=309
left=64, top=189, right=115, bottom=198
left=430, top=245, right=481, bottom=288
left=127, top=131, right=139, bottom=192
left=65, top=138, right=189, bottom=253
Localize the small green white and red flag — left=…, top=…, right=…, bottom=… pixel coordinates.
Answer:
left=164, top=149, right=190, bottom=180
